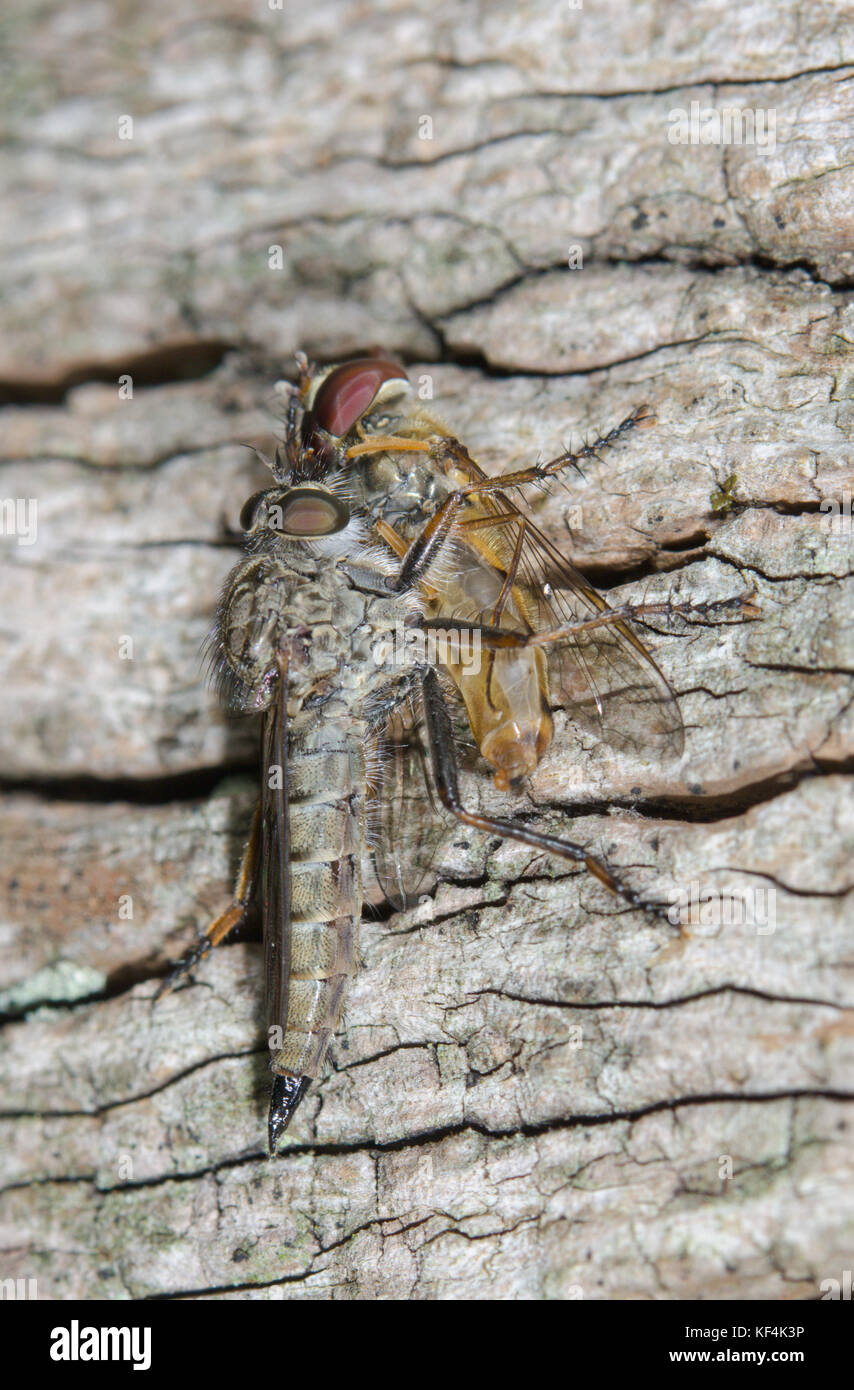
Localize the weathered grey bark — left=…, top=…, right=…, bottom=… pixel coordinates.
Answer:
left=1, top=0, right=853, bottom=1300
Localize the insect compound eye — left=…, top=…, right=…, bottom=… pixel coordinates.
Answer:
left=269, top=486, right=351, bottom=537
left=310, top=356, right=410, bottom=437
left=239, top=489, right=270, bottom=531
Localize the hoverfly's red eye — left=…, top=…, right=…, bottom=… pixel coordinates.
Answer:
left=273, top=486, right=351, bottom=537
left=311, top=357, right=409, bottom=437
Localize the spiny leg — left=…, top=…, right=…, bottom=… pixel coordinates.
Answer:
left=389, top=407, right=654, bottom=593
left=418, top=591, right=759, bottom=654
left=419, top=666, right=675, bottom=923
left=373, top=516, right=449, bottom=602
left=346, top=408, right=652, bottom=483
left=441, top=404, right=655, bottom=489
left=155, top=801, right=262, bottom=1000
left=345, top=407, right=652, bottom=595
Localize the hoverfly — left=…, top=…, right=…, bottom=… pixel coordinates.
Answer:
left=163, top=354, right=751, bottom=1153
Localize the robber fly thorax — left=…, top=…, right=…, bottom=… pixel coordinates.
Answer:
left=296, top=356, right=554, bottom=791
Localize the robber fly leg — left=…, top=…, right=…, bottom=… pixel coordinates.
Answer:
left=441, top=405, right=655, bottom=488
left=419, top=590, right=760, bottom=654
left=522, top=593, right=761, bottom=644
left=419, top=667, right=675, bottom=924
left=155, top=801, right=262, bottom=1001
left=385, top=407, right=655, bottom=594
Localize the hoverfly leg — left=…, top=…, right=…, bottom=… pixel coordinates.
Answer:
left=155, top=801, right=262, bottom=1001
left=374, top=517, right=408, bottom=558
left=345, top=434, right=432, bottom=461
left=419, top=667, right=676, bottom=925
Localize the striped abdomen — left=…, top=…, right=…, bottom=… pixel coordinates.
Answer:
left=268, top=737, right=364, bottom=1083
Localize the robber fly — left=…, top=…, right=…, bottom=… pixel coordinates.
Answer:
left=163, top=355, right=750, bottom=1154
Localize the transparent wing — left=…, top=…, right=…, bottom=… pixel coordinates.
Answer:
left=512, top=514, right=684, bottom=758
left=369, top=685, right=452, bottom=911
left=260, top=677, right=292, bottom=1038
left=448, top=461, right=684, bottom=761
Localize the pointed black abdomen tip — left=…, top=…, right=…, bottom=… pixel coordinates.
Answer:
left=268, top=1073, right=310, bottom=1155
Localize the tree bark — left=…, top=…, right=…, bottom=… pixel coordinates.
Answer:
left=1, top=0, right=853, bottom=1300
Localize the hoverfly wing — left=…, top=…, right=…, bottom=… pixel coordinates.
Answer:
left=441, top=448, right=685, bottom=762
left=260, top=671, right=291, bottom=1044
left=370, top=687, right=450, bottom=911
left=508, top=516, right=685, bottom=760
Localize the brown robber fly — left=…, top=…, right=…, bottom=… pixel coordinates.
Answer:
left=161, top=354, right=753, bottom=1152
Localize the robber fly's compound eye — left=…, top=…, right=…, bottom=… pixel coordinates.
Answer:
left=268, top=486, right=351, bottom=537
left=309, top=356, right=410, bottom=438
left=239, top=489, right=270, bottom=532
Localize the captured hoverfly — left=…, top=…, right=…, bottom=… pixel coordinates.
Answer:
left=162, top=354, right=751, bottom=1153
